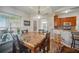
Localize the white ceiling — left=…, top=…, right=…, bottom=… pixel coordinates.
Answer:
left=11, top=6, right=79, bottom=16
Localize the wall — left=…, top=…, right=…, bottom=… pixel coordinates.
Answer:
left=30, top=14, right=54, bottom=32
left=0, top=6, right=54, bottom=32
left=0, top=6, right=33, bottom=32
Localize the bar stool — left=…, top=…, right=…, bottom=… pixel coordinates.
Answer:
left=71, top=32, right=79, bottom=48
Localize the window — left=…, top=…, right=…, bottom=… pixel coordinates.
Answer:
left=41, top=22, right=47, bottom=30
left=0, top=15, right=7, bottom=30
left=40, top=19, right=48, bottom=32
left=0, top=14, right=21, bottom=43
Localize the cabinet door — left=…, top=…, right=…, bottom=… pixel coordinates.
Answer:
left=71, top=17, right=76, bottom=26
left=55, top=18, right=61, bottom=26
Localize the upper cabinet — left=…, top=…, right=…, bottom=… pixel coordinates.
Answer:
left=54, top=16, right=76, bottom=29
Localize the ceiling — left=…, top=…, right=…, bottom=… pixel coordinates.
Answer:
left=11, top=6, right=79, bottom=16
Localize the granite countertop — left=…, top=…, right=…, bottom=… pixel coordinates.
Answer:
left=61, top=30, right=79, bottom=48
left=53, top=29, right=79, bottom=49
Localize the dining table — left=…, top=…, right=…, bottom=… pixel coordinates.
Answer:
left=21, top=32, right=46, bottom=53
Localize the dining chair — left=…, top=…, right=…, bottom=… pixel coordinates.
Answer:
left=39, top=32, right=50, bottom=53
left=25, top=30, right=28, bottom=33
left=71, top=32, right=79, bottom=48
left=22, top=30, right=24, bottom=34
left=61, top=45, right=79, bottom=53
left=12, top=35, right=29, bottom=53
left=52, top=34, right=63, bottom=53
left=12, top=38, right=17, bottom=53
left=39, top=29, right=47, bottom=34
left=1, top=33, right=7, bottom=42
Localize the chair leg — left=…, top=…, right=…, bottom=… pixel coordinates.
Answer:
left=60, top=46, right=64, bottom=53
left=71, top=39, right=75, bottom=48
left=39, top=47, right=41, bottom=51
left=47, top=45, right=50, bottom=52
left=73, top=40, right=75, bottom=48
left=71, top=39, right=74, bottom=48
left=43, top=48, right=45, bottom=53
left=13, top=43, right=17, bottom=53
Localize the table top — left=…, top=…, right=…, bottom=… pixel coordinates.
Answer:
left=21, top=32, right=45, bottom=49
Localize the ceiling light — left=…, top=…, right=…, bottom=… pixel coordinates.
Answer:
left=37, top=6, right=41, bottom=19
left=37, top=15, right=41, bottom=19
left=64, top=9, right=71, bottom=13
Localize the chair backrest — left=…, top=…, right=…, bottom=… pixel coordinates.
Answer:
left=61, top=45, right=79, bottom=53
left=22, top=30, right=24, bottom=34
left=25, top=30, right=28, bottom=33
left=46, top=32, right=50, bottom=46
left=12, top=35, right=17, bottom=53
left=14, top=35, right=23, bottom=50
left=22, top=30, right=28, bottom=34
left=41, top=32, right=50, bottom=47
left=72, top=32, right=79, bottom=35
left=2, top=33, right=7, bottom=42
left=71, top=32, right=79, bottom=40
left=12, top=34, right=23, bottom=52
left=46, top=32, right=50, bottom=39
left=12, top=38, right=17, bottom=53
left=39, top=29, right=44, bottom=33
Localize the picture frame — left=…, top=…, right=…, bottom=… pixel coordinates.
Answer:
left=24, top=20, right=30, bottom=26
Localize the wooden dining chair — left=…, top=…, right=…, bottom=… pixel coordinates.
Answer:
left=61, top=45, right=79, bottom=53
left=39, top=29, right=44, bottom=34
left=12, top=35, right=29, bottom=53
left=52, top=35, right=63, bottom=53
left=39, top=32, right=50, bottom=53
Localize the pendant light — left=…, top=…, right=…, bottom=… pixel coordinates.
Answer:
left=37, top=6, right=41, bottom=19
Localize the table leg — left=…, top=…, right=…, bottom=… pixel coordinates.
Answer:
left=71, top=39, right=74, bottom=48
left=73, top=40, right=75, bottom=48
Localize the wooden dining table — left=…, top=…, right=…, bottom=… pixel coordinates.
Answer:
left=21, top=32, right=46, bottom=53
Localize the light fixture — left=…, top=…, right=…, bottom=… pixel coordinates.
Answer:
left=37, top=6, right=41, bottom=19
left=64, top=9, right=71, bottom=13
left=37, top=15, right=41, bottom=19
